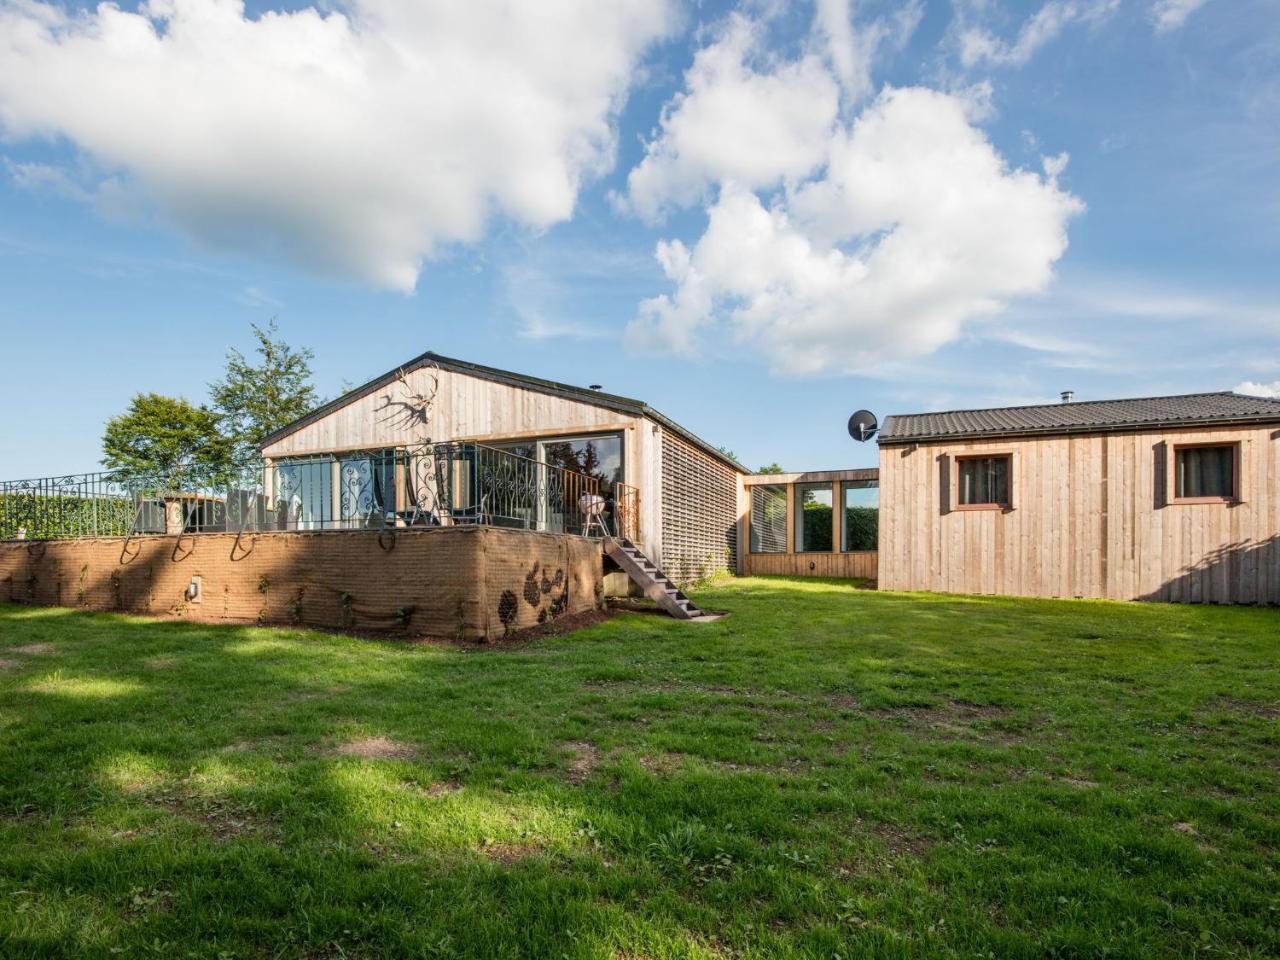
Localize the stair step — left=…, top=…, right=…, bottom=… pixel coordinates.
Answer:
left=604, top=537, right=704, bottom=621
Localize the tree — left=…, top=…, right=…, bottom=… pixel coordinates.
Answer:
left=102, top=393, right=230, bottom=480
left=757, top=462, right=784, bottom=474
left=717, top=446, right=739, bottom=462
left=211, top=319, right=319, bottom=462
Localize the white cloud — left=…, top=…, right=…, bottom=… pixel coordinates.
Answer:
left=627, top=84, right=1083, bottom=375
left=1234, top=380, right=1280, bottom=398
left=814, top=0, right=922, bottom=102
left=0, top=0, right=673, bottom=291
left=1151, top=0, right=1210, bottom=33
left=623, top=14, right=839, bottom=222
left=957, top=0, right=1119, bottom=68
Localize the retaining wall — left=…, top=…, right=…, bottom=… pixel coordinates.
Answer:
left=0, top=527, right=604, bottom=639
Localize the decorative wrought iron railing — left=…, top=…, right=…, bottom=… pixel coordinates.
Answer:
left=1, top=442, right=625, bottom=542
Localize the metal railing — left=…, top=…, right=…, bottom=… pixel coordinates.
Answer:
left=1, top=442, right=627, bottom=542
left=614, top=481, right=641, bottom=541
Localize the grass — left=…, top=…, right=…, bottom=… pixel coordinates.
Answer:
left=0, top=577, right=1277, bottom=959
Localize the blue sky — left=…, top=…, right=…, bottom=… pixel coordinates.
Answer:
left=1, top=0, right=1277, bottom=478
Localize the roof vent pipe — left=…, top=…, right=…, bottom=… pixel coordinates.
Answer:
left=1061, top=390, right=1074, bottom=404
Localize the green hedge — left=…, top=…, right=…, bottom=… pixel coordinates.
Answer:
left=800, top=503, right=878, bottom=551
left=843, top=506, right=878, bottom=551
left=0, top=493, right=134, bottom=540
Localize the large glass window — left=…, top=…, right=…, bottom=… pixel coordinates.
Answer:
left=795, top=482, right=833, bottom=552
left=750, top=484, right=787, bottom=553
left=957, top=456, right=1011, bottom=508
left=540, top=435, right=623, bottom=488
left=1175, top=444, right=1236, bottom=501
left=540, top=434, right=623, bottom=534
left=842, top=480, right=878, bottom=551
left=274, top=458, right=333, bottom=530
left=481, top=432, right=624, bottom=534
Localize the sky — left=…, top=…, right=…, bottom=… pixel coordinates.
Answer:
left=0, top=0, right=1277, bottom=478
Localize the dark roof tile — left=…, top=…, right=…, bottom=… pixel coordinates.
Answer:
left=879, top=392, right=1280, bottom=443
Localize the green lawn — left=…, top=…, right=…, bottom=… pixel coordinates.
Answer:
left=1, top=579, right=1277, bottom=959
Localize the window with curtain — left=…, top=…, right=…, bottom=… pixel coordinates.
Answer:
left=749, top=484, right=787, bottom=553
left=957, top=455, right=1011, bottom=508
left=794, top=482, right=834, bottom=552
left=274, top=458, right=333, bottom=530
left=338, top=453, right=397, bottom=526
left=1175, top=444, right=1236, bottom=500
left=842, top=480, right=878, bottom=551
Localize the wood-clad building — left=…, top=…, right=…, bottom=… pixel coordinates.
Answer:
left=740, top=470, right=879, bottom=580
left=876, top=392, right=1280, bottom=603
left=258, top=351, right=745, bottom=583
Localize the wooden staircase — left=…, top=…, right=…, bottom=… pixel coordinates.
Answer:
left=603, top=538, right=704, bottom=620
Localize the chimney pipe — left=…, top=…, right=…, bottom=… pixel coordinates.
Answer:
left=1060, top=390, right=1074, bottom=404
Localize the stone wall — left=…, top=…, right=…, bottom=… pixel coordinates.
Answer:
left=0, top=527, right=603, bottom=640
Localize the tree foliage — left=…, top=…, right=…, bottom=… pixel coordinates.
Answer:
left=210, top=318, right=319, bottom=462
left=756, top=462, right=785, bottom=474
left=102, top=393, right=230, bottom=480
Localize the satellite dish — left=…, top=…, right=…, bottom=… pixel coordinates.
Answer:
left=848, top=409, right=878, bottom=442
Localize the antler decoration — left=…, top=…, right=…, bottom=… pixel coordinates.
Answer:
left=375, top=362, right=441, bottom=444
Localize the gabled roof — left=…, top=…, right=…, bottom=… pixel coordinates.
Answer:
left=258, top=350, right=746, bottom=472
left=878, top=391, right=1280, bottom=444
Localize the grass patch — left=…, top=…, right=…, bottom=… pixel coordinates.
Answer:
left=1, top=578, right=1277, bottom=957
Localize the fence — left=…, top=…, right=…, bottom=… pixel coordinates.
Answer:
left=1, top=443, right=625, bottom=542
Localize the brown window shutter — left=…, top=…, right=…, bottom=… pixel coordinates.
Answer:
left=938, top=454, right=950, bottom=516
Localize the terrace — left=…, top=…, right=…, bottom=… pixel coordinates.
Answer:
left=0, top=442, right=640, bottom=544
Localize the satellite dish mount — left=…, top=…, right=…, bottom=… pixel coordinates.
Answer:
left=848, top=409, right=879, bottom=442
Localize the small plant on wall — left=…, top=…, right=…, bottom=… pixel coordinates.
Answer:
left=288, top=586, right=305, bottom=625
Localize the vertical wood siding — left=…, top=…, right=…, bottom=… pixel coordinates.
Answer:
left=878, top=426, right=1280, bottom=603
left=259, top=365, right=665, bottom=549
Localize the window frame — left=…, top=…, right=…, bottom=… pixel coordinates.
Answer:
left=951, top=452, right=1014, bottom=512
left=1170, top=441, right=1241, bottom=505
left=793, top=481, right=835, bottom=553
left=748, top=483, right=789, bottom=554
left=839, top=479, right=878, bottom=553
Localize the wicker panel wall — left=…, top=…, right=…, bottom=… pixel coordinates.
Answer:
left=659, top=432, right=740, bottom=583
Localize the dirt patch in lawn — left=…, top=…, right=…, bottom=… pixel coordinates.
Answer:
left=403, top=779, right=461, bottom=799
left=12, top=643, right=55, bottom=655
left=331, top=736, right=417, bottom=760
left=640, top=752, right=684, bottom=777
left=876, top=700, right=1023, bottom=744
left=1212, top=696, right=1280, bottom=720
left=143, top=656, right=179, bottom=670
left=477, top=841, right=544, bottom=864
left=868, top=819, right=935, bottom=859
left=1058, top=775, right=1099, bottom=789
left=565, top=741, right=601, bottom=783
left=147, top=793, right=279, bottom=843
left=0, top=658, right=16, bottom=671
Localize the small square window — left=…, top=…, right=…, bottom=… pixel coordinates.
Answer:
left=956, top=455, right=1011, bottom=509
left=1174, top=444, right=1237, bottom=502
